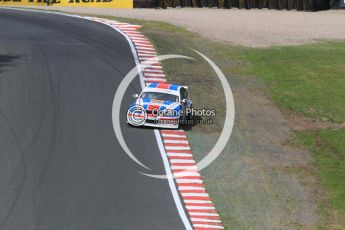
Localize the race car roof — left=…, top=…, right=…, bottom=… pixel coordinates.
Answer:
left=143, top=83, right=183, bottom=96
left=146, top=83, right=180, bottom=91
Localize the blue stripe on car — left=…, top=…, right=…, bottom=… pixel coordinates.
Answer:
left=163, top=101, right=175, bottom=105
left=142, top=98, right=152, bottom=103
left=148, top=82, right=158, bottom=88
left=168, top=84, right=179, bottom=91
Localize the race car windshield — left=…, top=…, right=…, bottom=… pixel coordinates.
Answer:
left=141, top=92, right=179, bottom=102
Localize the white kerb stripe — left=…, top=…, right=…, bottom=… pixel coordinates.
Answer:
left=142, top=65, right=163, bottom=69
left=145, top=69, right=164, bottom=74
left=139, top=53, right=158, bottom=54
left=189, top=212, right=219, bottom=217
left=184, top=200, right=212, bottom=204
left=162, top=134, right=187, bottom=138
left=193, top=224, right=224, bottom=229
left=144, top=72, right=165, bottom=78
left=191, top=218, right=221, bottom=223
left=178, top=186, right=205, bottom=191
left=136, top=47, right=156, bottom=51
left=138, top=54, right=157, bottom=58
left=167, top=153, right=192, bottom=157
left=174, top=172, right=200, bottom=177
left=144, top=72, right=164, bottom=76
left=110, top=22, right=130, bottom=25
left=143, top=73, right=165, bottom=77
left=118, top=24, right=141, bottom=27
left=135, top=44, right=156, bottom=48
left=136, top=44, right=154, bottom=48
left=170, top=159, right=195, bottom=164
left=176, top=179, right=203, bottom=184
left=164, top=140, right=188, bottom=144
left=140, top=59, right=160, bottom=64
left=165, top=146, right=191, bottom=150
left=144, top=78, right=166, bottom=82
left=137, top=49, right=156, bottom=53
left=138, top=52, right=157, bottom=55
left=120, top=27, right=137, bottom=30
left=182, top=193, right=209, bottom=197
left=129, top=34, right=146, bottom=37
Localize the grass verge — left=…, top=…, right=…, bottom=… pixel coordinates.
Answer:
left=243, top=42, right=345, bottom=228
left=296, top=129, right=345, bottom=229
left=243, top=43, right=345, bottom=124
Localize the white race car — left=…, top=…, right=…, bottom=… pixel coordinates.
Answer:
left=127, top=82, right=192, bottom=129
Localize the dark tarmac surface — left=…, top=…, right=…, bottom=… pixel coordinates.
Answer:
left=0, top=9, right=185, bottom=230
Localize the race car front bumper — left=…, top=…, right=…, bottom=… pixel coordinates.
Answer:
left=144, top=113, right=180, bottom=128
left=142, top=117, right=180, bottom=129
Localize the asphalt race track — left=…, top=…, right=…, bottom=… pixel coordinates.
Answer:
left=0, top=9, right=185, bottom=230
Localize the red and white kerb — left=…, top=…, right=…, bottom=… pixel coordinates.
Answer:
left=88, top=17, right=224, bottom=230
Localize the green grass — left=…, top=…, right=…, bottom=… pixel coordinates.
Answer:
left=243, top=43, right=345, bottom=123
left=296, top=129, right=345, bottom=228
left=244, top=42, right=345, bottom=228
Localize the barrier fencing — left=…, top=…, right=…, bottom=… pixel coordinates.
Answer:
left=135, top=0, right=341, bottom=10
left=0, top=0, right=342, bottom=12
